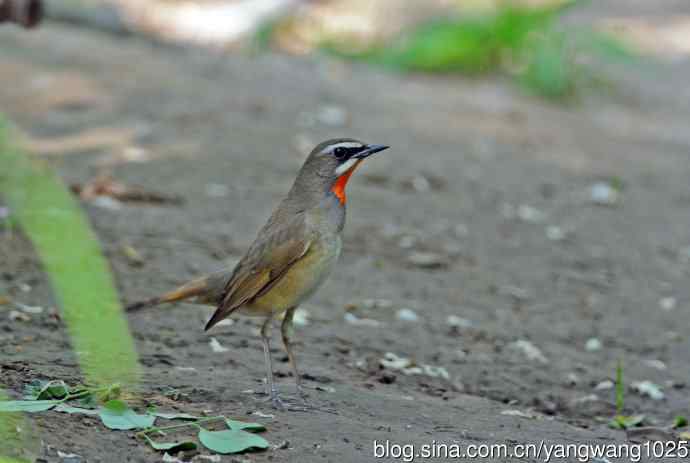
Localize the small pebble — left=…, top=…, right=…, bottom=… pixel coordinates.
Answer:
left=644, top=359, right=667, bottom=371
left=396, top=308, right=418, bottom=322
left=422, top=365, right=449, bottom=379
left=57, top=450, right=82, bottom=463
left=594, top=380, right=614, bottom=390
left=209, top=337, right=229, bottom=353
left=589, top=182, right=619, bottom=206
left=659, top=297, right=677, bottom=311
left=194, top=455, right=221, bottom=463
left=292, top=308, right=310, bottom=326
left=565, top=372, right=579, bottom=386
left=272, top=441, right=289, bottom=450
left=162, top=452, right=183, bottom=463
left=16, top=303, right=43, bottom=314
left=361, top=299, right=393, bottom=310
left=344, top=313, right=382, bottom=327
left=499, top=285, right=531, bottom=301
left=407, top=252, right=447, bottom=269
left=380, top=352, right=411, bottom=370
left=572, top=394, right=599, bottom=404
left=122, top=146, right=149, bottom=163
left=546, top=225, right=566, bottom=242
left=446, top=315, right=473, bottom=329
left=517, top=204, right=545, bottom=223
left=91, top=196, right=122, bottom=210
left=174, top=366, right=197, bottom=372
left=632, top=381, right=664, bottom=400
left=510, top=339, right=548, bottom=364
left=9, top=310, right=30, bottom=322
left=500, top=409, right=535, bottom=419
left=411, top=175, right=431, bottom=193
left=585, top=338, right=602, bottom=352
left=0, top=206, right=9, bottom=220
left=397, top=235, right=417, bottom=249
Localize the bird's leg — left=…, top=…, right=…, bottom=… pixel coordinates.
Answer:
left=260, top=314, right=283, bottom=410
left=281, top=307, right=307, bottom=404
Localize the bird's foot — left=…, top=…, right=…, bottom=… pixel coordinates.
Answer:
left=253, top=387, right=316, bottom=412
left=296, top=385, right=309, bottom=405
left=256, top=387, right=286, bottom=410
left=270, top=393, right=286, bottom=411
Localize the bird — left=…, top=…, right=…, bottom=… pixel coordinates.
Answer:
left=126, top=138, right=389, bottom=408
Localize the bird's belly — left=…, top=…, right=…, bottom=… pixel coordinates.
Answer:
left=244, top=236, right=341, bottom=315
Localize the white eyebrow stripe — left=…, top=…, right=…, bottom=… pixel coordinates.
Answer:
left=334, top=158, right=359, bottom=176
left=329, top=142, right=363, bottom=151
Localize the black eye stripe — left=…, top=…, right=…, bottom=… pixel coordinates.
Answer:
left=333, top=146, right=362, bottom=158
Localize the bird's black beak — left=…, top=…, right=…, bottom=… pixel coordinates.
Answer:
left=355, top=144, right=389, bottom=159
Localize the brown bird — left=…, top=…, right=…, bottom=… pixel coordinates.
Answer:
left=126, top=139, right=389, bottom=408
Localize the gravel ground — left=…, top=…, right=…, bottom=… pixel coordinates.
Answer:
left=2, top=2, right=690, bottom=461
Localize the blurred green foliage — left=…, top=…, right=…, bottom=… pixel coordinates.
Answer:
left=0, top=119, right=140, bottom=388
left=326, top=0, right=635, bottom=100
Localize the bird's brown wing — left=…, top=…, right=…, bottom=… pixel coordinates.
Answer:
left=204, top=216, right=311, bottom=330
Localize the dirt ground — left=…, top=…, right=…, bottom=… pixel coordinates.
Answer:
left=2, top=2, right=690, bottom=462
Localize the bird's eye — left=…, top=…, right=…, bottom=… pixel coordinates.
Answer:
left=333, top=147, right=347, bottom=159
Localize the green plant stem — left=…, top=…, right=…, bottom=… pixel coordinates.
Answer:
left=52, top=385, right=114, bottom=404
left=136, top=416, right=226, bottom=438
left=615, top=359, right=624, bottom=415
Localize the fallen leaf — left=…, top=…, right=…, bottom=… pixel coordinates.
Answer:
left=71, top=174, right=183, bottom=205
left=54, top=404, right=100, bottom=415
left=98, top=400, right=156, bottom=430
left=144, top=435, right=197, bottom=453
left=152, top=412, right=199, bottom=420
left=0, top=400, right=60, bottom=412
left=225, top=419, right=266, bottom=432
left=198, top=429, right=269, bottom=454
left=24, top=127, right=137, bottom=156
left=501, top=409, right=536, bottom=419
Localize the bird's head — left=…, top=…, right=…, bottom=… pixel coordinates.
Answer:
left=296, top=138, right=389, bottom=204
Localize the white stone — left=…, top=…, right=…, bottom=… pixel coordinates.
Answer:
left=585, top=338, right=603, bottom=352
left=510, top=339, right=548, bottom=364
left=209, top=337, right=229, bottom=353
left=396, top=308, right=419, bottom=322
left=632, top=381, right=664, bottom=400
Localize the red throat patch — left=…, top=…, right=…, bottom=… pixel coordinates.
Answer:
left=331, top=159, right=363, bottom=204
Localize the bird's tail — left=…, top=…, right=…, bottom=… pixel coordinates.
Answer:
left=125, top=277, right=211, bottom=312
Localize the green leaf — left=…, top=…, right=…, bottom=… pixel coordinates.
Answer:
left=225, top=419, right=266, bottom=432
left=673, top=416, right=688, bottom=428
left=519, top=29, right=574, bottom=99
left=0, top=400, right=59, bottom=413
left=609, top=414, right=645, bottom=430
left=98, top=400, right=155, bottom=430
left=198, top=429, right=269, bottom=454
left=144, top=435, right=197, bottom=453
left=615, top=360, right=624, bottom=415
left=152, top=412, right=199, bottom=420
left=54, top=404, right=100, bottom=415
left=37, top=381, right=70, bottom=400
left=23, top=380, right=49, bottom=400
